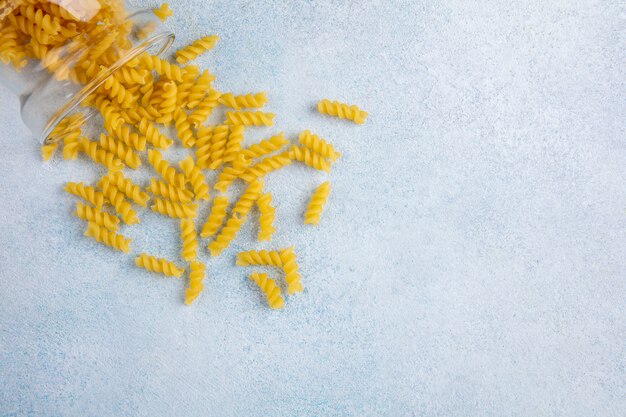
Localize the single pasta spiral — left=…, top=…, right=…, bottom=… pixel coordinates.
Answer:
left=214, top=154, right=250, bottom=192
left=174, top=108, right=195, bottom=148
left=135, top=253, right=184, bottom=278
left=317, top=99, right=368, bottom=124
left=218, top=92, right=267, bottom=110
left=147, top=149, right=186, bottom=189
left=195, top=126, right=214, bottom=169
left=176, top=67, right=198, bottom=107
left=288, top=145, right=331, bottom=172
left=208, top=124, right=230, bottom=169
left=100, top=178, right=139, bottom=225
left=298, top=130, right=341, bottom=161
left=179, top=156, right=209, bottom=201
left=257, top=193, right=276, bottom=241
left=200, top=196, right=228, bottom=238
left=175, top=35, right=219, bottom=64
left=100, top=70, right=136, bottom=108
left=91, top=96, right=123, bottom=131
left=240, top=133, right=288, bottom=159
left=89, top=31, right=118, bottom=61
left=156, top=81, right=177, bottom=125
left=249, top=272, right=284, bottom=309
left=113, top=65, right=148, bottom=85
left=78, top=137, right=124, bottom=171
left=110, top=123, right=146, bottom=151
left=62, top=134, right=82, bottom=160
left=41, top=142, right=57, bottom=161
left=223, top=125, right=244, bottom=163
left=136, top=118, right=172, bottom=149
left=304, top=181, right=330, bottom=225
left=180, top=218, right=198, bottom=261
left=185, top=261, right=206, bottom=305
left=153, top=3, right=173, bottom=21
left=232, top=180, right=263, bottom=217
left=75, top=202, right=120, bottom=232
left=84, top=222, right=131, bottom=253
left=140, top=53, right=184, bottom=82
left=239, top=153, right=292, bottom=182
left=280, top=247, right=303, bottom=294
left=187, top=70, right=215, bottom=108
left=225, top=111, right=274, bottom=127
left=148, top=179, right=193, bottom=203
left=64, top=182, right=105, bottom=208
left=208, top=214, right=244, bottom=257
left=188, top=90, right=221, bottom=127
left=98, top=133, right=141, bottom=169
left=105, top=172, right=150, bottom=207
left=151, top=198, right=197, bottom=219
left=236, top=250, right=283, bottom=267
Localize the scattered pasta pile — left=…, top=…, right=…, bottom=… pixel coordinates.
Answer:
left=0, top=1, right=368, bottom=309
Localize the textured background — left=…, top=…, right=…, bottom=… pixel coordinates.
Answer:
left=1, top=1, right=625, bottom=416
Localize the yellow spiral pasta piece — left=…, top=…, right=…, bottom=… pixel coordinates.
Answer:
left=239, top=133, right=288, bottom=159
left=84, top=222, right=131, bottom=253
left=175, top=35, right=218, bottom=64
left=98, top=133, right=141, bottom=169
left=151, top=198, right=197, bottom=219
left=288, top=145, right=331, bottom=172
left=16, top=4, right=61, bottom=36
left=185, top=261, right=206, bottom=305
left=232, top=180, right=263, bottom=217
left=176, top=66, right=198, bottom=107
left=195, top=125, right=214, bottom=169
left=148, top=179, right=193, bottom=204
left=218, top=92, right=267, bottom=110
left=64, top=182, right=105, bottom=209
left=89, top=30, right=118, bottom=61
left=188, top=90, right=220, bottom=127
left=62, top=133, right=82, bottom=160
left=317, top=99, right=368, bottom=124
left=208, top=124, right=230, bottom=169
left=104, top=172, right=150, bottom=207
left=75, top=202, right=119, bottom=232
left=140, top=53, right=184, bottom=82
left=135, top=118, right=172, bottom=149
left=155, top=81, right=177, bottom=125
left=200, top=196, right=228, bottom=239
left=147, top=149, right=186, bottom=189
left=88, top=95, right=123, bottom=131
left=214, top=154, right=250, bottom=192
left=179, top=156, right=209, bottom=201
left=100, top=69, right=136, bottom=109
left=78, top=137, right=124, bottom=171
left=236, top=250, right=283, bottom=267
left=280, top=247, right=303, bottom=294
left=187, top=70, right=215, bottom=109
left=225, top=111, right=274, bottom=127
left=173, top=108, right=195, bottom=148
left=239, top=153, right=292, bottom=182
left=223, top=125, right=244, bottom=163
left=135, top=253, right=183, bottom=278
left=41, top=142, right=57, bottom=161
left=100, top=177, right=139, bottom=225
left=180, top=218, right=198, bottom=261
left=207, top=214, right=244, bottom=257
left=7, top=14, right=50, bottom=45
left=153, top=3, right=173, bottom=22
left=248, top=272, right=284, bottom=309
left=113, top=65, right=148, bottom=85
left=298, top=130, right=341, bottom=161
left=304, top=181, right=330, bottom=225
left=110, top=123, right=146, bottom=151
left=257, top=193, right=276, bottom=241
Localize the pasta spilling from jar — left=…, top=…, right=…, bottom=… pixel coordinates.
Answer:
left=0, top=1, right=367, bottom=308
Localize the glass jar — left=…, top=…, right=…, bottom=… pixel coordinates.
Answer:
left=0, top=0, right=174, bottom=144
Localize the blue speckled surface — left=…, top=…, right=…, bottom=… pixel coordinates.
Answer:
left=1, top=1, right=625, bottom=416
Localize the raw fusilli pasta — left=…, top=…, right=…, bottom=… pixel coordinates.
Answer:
left=153, top=3, right=173, bottom=21
left=288, top=145, right=331, bottom=172
left=64, top=182, right=105, bottom=208
left=135, top=253, right=184, bottom=278
left=225, top=111, right=274, bottom=127
left=256, top=193, right=276, bottom=241
left=280, top=247, right=303, bottom=294
left=218, top=92, right=267, bottom=110
left=185, top=261, right=205, bottom=305
left=298, top=130, right=341, bottom=161
left=249, top=272, right=284, bottom=309
left=75, top=202, right=120, bottom=232
left=179, top=156, right=209, bottom=201
left=84, top=222, right=131, bottom=253
left=151, top=198, right=197, bottom=219
left=180, top=218, right=198, bottom=261
left=236, top=250, right=283, bottom=267
left=304, top=181, right=330, bottom=225
left=200, top=196, right=228, bottom=238
left=148, top=179, right=193, bottom=203
left=175, top=35, right=218, bottom=64
left=317, top=99, right=368, bottom=124
left=147, top=149, right=186, bottom=189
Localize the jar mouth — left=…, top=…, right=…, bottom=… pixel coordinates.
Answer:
left=41, top=30, right=175, bottom=145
